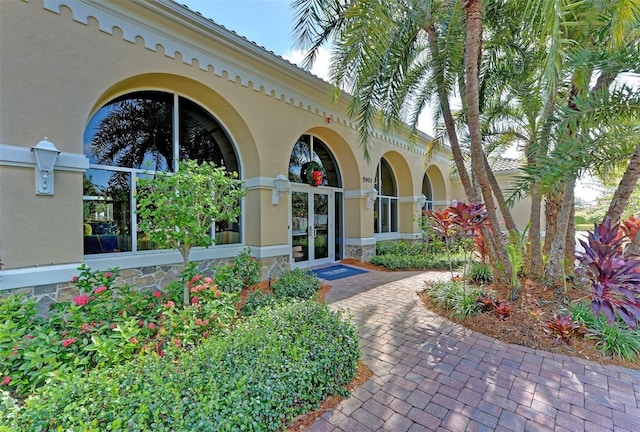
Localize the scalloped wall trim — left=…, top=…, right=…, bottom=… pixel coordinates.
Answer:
left=41, top=0, right=437, bottom=156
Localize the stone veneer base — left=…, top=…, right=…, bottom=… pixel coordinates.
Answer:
left=0, top=255, right=291, bottom=316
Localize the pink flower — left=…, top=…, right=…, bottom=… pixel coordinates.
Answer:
left=94, top=286, right=107, bottom=294
left=71, top=276, right=79, bottom=283
left=62, top=338, right=77, bottom=347
left=109, top=323, right=117, bottom=329
left=130, top=337, right=139, bottom=344
left=158, top=350, right=165, bottom=357
left=104, top=272, right=112, bottom=278
left=148, top=322, right=156, bottom=330
left=153, top=291, right=162, bottom=298
left=204, top=277, right=213, bottom=284
left=24, top=335, right=34, bottom=339
left=191, top=296, right=199, bottom=305
left=73, top=294, right=89, bottom=306
left=138, top=320, right=144, bottom=327
left=1, top=376, right=10, bottom=386
left=165, top=301, right=175, bottom=309
left=195, top=318, right=203, bottom=326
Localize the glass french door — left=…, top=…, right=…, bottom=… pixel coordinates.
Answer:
left=291, top=188, right=333, bottom=267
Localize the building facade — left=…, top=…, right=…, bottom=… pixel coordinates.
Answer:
left=0, top=0, right=506, bottom=308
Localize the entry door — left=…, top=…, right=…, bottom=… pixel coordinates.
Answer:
left=291, top=188, right=333, bottom=267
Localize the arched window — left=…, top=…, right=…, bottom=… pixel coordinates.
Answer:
left=374, top=158, right=398, bottom=233
left=422, top=174, right=434, bottom=212
left=288, top=135, right=341, bottom=187
left=83, top=91, right=241, bottom=255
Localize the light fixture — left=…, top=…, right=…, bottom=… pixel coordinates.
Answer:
left=31, top=137, right=60, bottom=195
left=416, top=194, right=427, bottom=210
left=272, top=173, right=290, bottom=205
left=366, top=187, right=378, bottom=209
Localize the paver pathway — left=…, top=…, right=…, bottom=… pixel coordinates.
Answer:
left=308, top=267, right=640, bottom=432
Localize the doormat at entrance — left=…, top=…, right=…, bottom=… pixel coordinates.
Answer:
left=309, top=264, right=368, bottom=281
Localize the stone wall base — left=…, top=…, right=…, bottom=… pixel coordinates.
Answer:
left=1, top=255, right=290, bottom=316
left=344, top=244, right=376, bottom=262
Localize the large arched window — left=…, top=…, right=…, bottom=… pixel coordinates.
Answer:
left=83, top=91, right=241, bottom=255
left=288, top=135, right=341, bottom=187
left=374, top=158, right=398, bottom=233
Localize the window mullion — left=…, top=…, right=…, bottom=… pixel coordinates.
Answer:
left=173, top=93, right=180, bottom=172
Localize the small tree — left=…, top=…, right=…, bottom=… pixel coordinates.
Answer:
left=136, top=160, right=246, bottom=304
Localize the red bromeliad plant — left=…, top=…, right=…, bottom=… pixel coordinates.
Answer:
left=543, top=314, right=585, bottom=345
left=620, top=215, right=640, bottom=245
left=576, top=218, right=640, bottom=329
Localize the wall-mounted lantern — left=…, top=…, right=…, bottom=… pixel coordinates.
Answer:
left=366, top=187, right=378, bottom=209
left=31, top=137, right=60, bottom=195
left=272, top=173, right=291, bottom=205
left=416, top=194, right=427, bottom=211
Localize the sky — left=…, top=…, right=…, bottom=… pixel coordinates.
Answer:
left=179, top=0, right=332, bottom=78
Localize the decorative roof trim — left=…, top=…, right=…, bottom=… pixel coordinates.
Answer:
left=41, top=0, right=442, bottom=158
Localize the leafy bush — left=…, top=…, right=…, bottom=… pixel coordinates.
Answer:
left=370, top=253, right=465, bottom=270
left=0, top=265, right=237, bottom=397
left=423, top=280, right=486, bottom=318
left=376, top=240, right=427, bottom=256
left=272, top=268, right=320, bottom=300
left=7, top=301, right=359, bottom=432
left=468, top=261, right=493, bottom=284
left=569, top=301, right=640, bottom=361
left=231, top=248, right=260, bottom=286
left=213, top=262, right=245, bottom=293
left=240, top=290, right=276, bottom=316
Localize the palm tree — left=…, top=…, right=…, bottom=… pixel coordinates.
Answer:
left=292, top=0, right=518, bottom=284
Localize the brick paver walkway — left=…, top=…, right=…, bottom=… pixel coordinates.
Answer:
left=309, top=267, right=640, bottom=432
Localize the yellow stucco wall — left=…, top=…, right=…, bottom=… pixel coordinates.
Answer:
left=0, top=0, right=454, bottom=275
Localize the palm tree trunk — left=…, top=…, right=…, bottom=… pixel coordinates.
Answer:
left=527, top=183, right=544, bottom=277
left=606, top=143, right=640, bottom=223
left=543, top=190, right=562, bottom=257
left=545, top=175, right=576, bottom=279
left=426, top=24, right=478, bottom=202
left=463, top=0, right=513, bottom=286
left=483, top=152, right=517, bottom=231
left=565, top=200, right=576, bottom=276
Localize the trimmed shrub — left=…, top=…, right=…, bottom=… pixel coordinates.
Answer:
left=7, top=300, right=359, bottom=432
left=370, top=253, right=465, bottom=270
left=271, top=268, right=320, bottom=300
left=240, top=290, right=276, bottom=316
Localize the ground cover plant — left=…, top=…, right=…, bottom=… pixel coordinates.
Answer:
left=2, top=300, right=360, bottom=431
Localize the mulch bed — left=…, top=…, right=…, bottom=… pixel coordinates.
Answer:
left=417, top=277, right=640, bottom=371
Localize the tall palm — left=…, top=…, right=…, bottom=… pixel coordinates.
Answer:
left=292, top=0, right=516, bottom=283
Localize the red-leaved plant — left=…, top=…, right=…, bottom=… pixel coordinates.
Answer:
left=543, top=314, right=585, bottom=345
left=576, top=218, right=640, bottom=329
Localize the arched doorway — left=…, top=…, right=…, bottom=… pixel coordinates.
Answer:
left=288, top=135, right=342, bottom=267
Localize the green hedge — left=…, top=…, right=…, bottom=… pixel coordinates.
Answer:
left=5, top=300, right=359, bottom=432
left=271, top=268, right=320, bottom=300
left=370, top=253, right=465, bottom=270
